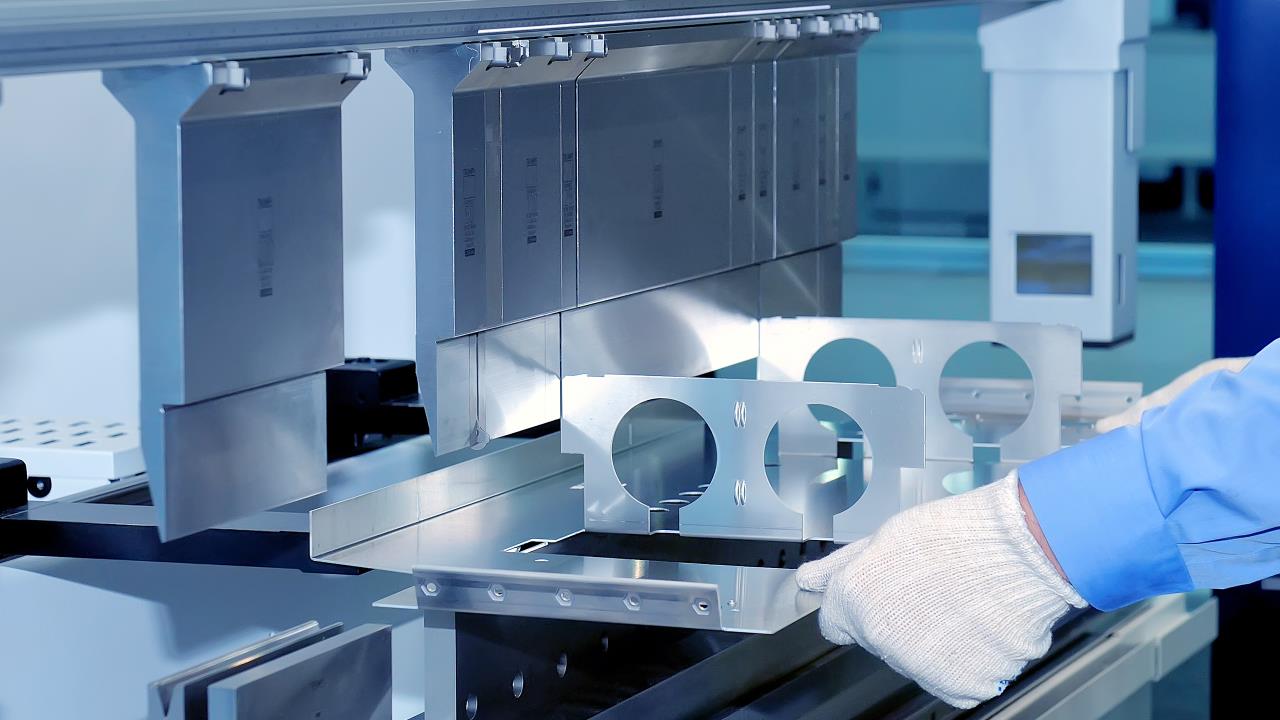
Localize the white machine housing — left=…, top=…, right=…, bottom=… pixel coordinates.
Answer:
left=982, top=0, right=1148, bottom=344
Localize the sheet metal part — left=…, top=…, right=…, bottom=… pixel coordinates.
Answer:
left=148, top=621, right=343, bottom=720
left=0, top=433, right=523, bottom=572
left=758, top=317, right=1085, bottom=463
left=313, top=434, right=821, bottom=633
left=312, top=377, right=1134, bottom=630
left=205, top=624, right=392, bottom=720
left=907, top=377, right=1141, bottom=502
left=308, top=432, right=581, bottom=558
left=104, top=53, right=367, bottom=540
left=562, top=374, right=924, bottom=542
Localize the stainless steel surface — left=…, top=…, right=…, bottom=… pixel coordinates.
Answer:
left=939, top=378, right=1141, bottom=423
left=409, top=553, right=814, bottom=633
left=451, top=53, right=506, bottom=333
left=386, top=44, right=475, bottom=459
left=759, top=317, right=1084, bottom=463
left=105, top=53, right=365, bottom=540
left=562, top=374, right=923, bottom=542
left=148, top=621, right=342, bottom=720
left=415, top=564, right=728, bottom=630
left=158, top=373, right=327, bottom=541
left=428, top=243, right=839, bottom=455
left=907, top=377, right=1141, bottom=501
left=443, top=26, right=862, bottom=325
left=575, top=39, right=742, bottom=303
left=206, top=624, right=392, bottom=720
left=774, top=47, right=820, bottom=255
left=740, top=34, right=784, bottom=262
left=835, top=50, right=858, bottom=243
left=451, top=47, right=589, bottom=333
left=472, top=315, right=562, bottom=449
left=758, top=244, right=844, bottom=327
left=399, top=19, right=867, bottom=454
left=309, top=433, right=578, bottom=557
left=309, top=377, right=1138, bottom=631
left=0, top=1, right=1023, bottom=75
left=313, top=436, right=820, bottom=633
left=433, top=314, right=563, bottom=452
left=498, top=52, right=585, bottom=323
left=561, top=265, right=761, bottom=379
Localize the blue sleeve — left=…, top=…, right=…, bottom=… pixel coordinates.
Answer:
left=1019, top=338, right=1280, bottom=611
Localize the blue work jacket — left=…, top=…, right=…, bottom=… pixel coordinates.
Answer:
left=1021, top=339, right=1280, bottom=611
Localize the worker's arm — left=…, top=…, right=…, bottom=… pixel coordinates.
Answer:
left=1022, top=339, right=1280, bottom=610
left=796, top=340, right=1278, bottom=708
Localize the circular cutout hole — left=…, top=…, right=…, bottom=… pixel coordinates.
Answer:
left=765, top=404, right=869, bottom=521
left=512, top=672, right=525, bottom=699
left=941, top=468, right=976, bottom=495
left=939, top=342, right=1034, bottom=446
left=556, top=652, right=569, bottom=678
left=465, top=694, right=479, bottom=719
left=804, top=338, right=897, bottom=388
left=612, top=399, right=716, bottom=530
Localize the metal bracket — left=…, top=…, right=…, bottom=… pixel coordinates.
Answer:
left=758, top=317, right=1083, bottom=463
left=562, top=375, right=923, bottom=542
left=414, top=565, right=724, bottom=630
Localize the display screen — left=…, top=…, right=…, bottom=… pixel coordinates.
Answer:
left=1016, top=234, right=1093, bottom=296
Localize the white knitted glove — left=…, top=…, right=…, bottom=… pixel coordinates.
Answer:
left=1095, top=356, right=1251, bottom=433
left=795, top=473, right=1086, bottom=709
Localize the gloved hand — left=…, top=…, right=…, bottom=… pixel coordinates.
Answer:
left=795, top=472, right=1086, bottom=709
left=1095, top=356, right=1251, bottom=433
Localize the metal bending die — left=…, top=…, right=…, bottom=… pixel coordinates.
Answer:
left=562, top=375, right=924, bottom=542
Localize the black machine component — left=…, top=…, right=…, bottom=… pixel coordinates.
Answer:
left=537, top=531, right=836, bottom=569
left=444, top=605, right=1131, bottom=720
left=326, top=357, right=429, bottom=460
left=27, top=475, right=52, bottom=499
left=0, top=478, right=360, bottom=574
left=1, top=457, right=27, bottom=512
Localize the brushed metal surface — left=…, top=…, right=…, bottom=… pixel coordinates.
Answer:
left=206, top=625, right=392, bottom=720
left=562, top=265, right=760, bottom=379
left=148, top=622, right=341, bottom=720
left=562, top=374, right=924, bottom=541
left=160, top=374, right=327, bottom=541
left=575, top=40, right=743, bottom=303
left=105, top=54, right=364, bottom=540
left=758, top=317, right=1085, bottom=463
